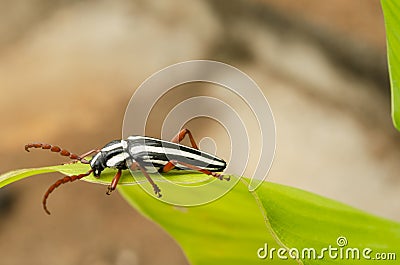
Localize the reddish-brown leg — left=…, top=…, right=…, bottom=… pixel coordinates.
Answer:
left=134, top=163, right=162, bottom=197
left=77, top=149, right=101, bottom=163
left=42, top=169, right=93, bottom=215
left=62, top=149, right=100, bottom=165
left=166, top=160, right=230, bottom=181
left=106, top=169, right=122, bottom=195
left=160, top=129, right=199, bottom=173
left=171, top=128, right=199, bottom=149
left=159, top=161, right=175, bottom=173
left=25, top=142, right=98, bottom=164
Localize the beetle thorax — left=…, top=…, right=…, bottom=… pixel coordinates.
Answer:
left=89, top=140, right=129, bottom=177
left=89, top=152, right=105, bottom=176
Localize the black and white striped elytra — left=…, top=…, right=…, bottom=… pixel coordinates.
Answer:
left=90, top=136, right=227, bottom=177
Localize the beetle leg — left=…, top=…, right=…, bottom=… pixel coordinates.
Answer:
left=159, top=129, right=199, bottom=173
left=167, top=160, right=230, bottom=181
left=106, top=169, right=122, bottom=195
left=126, top=160, right=161, bottom=197
left=76, top=149, right=100, bottom=164
left=170, top=129, right=199, bottom=149
left=134, top=163, right=162, bottom=197
left=129, top=162, right=138, bottom=171
left=158, top=161, right=175, bottom=173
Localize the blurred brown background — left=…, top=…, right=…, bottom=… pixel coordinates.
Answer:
left=0, top=0, right=397, bottom=264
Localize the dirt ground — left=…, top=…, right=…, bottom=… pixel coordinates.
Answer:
left=0, top=1, right=397, bottom=265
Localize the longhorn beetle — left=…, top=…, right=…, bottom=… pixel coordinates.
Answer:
left=25, top=129, right=229, bottom=214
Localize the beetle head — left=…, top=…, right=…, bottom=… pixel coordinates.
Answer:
left=90, top=152, right=105, bottom=177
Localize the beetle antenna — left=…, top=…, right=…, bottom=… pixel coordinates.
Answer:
left=43, top=170, right=93, bottom=215
left=24, top=143, right=91, bottom=164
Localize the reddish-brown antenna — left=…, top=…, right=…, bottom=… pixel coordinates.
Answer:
left=42, top=170, right=93, bottom=215
left=24, top=142, right=93, bottom=163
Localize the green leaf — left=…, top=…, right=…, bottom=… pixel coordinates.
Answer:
left=382, top=0, right=400, bottom=130
left=1, top=165, right=399, bottom=264
left=256, top=183, right=400, bottom=264
left=120, top=179, right=400, bottom=265
left=119, top=177, right=294, bottom=265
